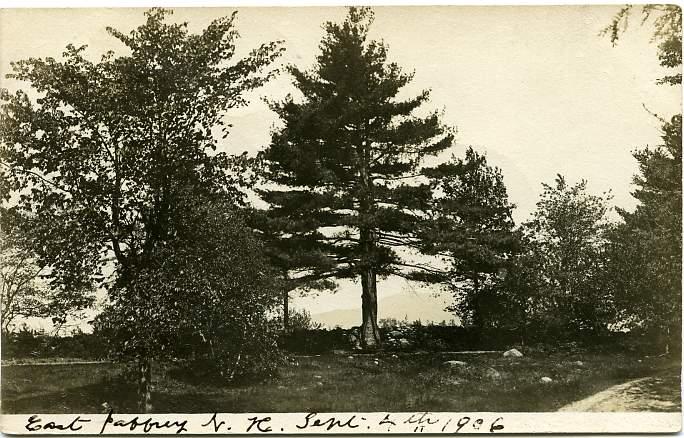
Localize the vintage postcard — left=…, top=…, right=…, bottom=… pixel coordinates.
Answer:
left=0, top=3, right=681, bottom=434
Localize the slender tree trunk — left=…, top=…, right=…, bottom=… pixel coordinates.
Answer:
left=137, top=356, right=153, bottom=413
left=283, top=289, right=290, bottom=332
left=665, top=326, right=670, bottom=355
left=360, top=266, right=381, bottom=349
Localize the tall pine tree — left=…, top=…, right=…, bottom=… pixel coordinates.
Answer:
left=259, top=7, right=453, bottom=348
left=604, top=5, right=682, bottom=352
left=609, top=115, right=682, bottom=352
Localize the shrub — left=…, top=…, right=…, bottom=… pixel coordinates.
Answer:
left=1, top=328, right=109, bottom=360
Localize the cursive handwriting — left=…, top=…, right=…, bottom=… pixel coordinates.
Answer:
left=246, top=416, right=272, bottom=432
left=22, top=411, right=504, bottom=434
left=201, top=413, right=231, bottom=432
left=26, top=415, right=91, bottom=432
left=296, top=412, right=360, bottom=431
left=99, top=410, right=188, bottom=434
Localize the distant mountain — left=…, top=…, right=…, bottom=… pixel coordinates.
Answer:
left=310, top=291, right=459, bottom=328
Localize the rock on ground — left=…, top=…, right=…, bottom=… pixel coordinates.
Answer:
left=485, top=367, right=501, bottom=380
left=503, top=348, right=523, bottom=358
left=442, top=360, right=468, bottom=368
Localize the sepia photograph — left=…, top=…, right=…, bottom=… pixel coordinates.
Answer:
left=0, top=3, right=681, bottom=434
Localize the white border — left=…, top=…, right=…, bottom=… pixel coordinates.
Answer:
left=1, top=412, right=682, bottom=434
left=0, top=0, right=661, bottom=8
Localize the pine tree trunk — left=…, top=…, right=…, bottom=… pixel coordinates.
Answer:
left=137, top=357, right=153, bottom=413
left=361, top=266, right=381, bottom=349
left=358, top=134, right=380, bottom=350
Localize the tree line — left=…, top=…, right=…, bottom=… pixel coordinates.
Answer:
left=0, top=6, right=680, bottom=412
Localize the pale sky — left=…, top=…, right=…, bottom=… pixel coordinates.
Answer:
left=1, top=6, right=681, bottom=327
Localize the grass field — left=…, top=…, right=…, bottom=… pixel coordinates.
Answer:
left=2, top=350, right=680, bottom=414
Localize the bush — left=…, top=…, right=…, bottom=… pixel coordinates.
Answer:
left=279, top=327, right=351, bottom=354
left=1, top=328, right=109, bottom=360
left=92, top=199, right=285, bottom=384
left=271, top=308, right=324, bottom=333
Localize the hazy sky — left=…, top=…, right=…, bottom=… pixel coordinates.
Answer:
left=1, top=6, right=681, bottom=325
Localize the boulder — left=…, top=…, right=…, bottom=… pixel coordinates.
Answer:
left=573, top=360, right=584, bottom=366
left=485, top=367, right=501, bottom=380
left=398, top=338, right=411, bottom=348
left=540, top=376, right=553, bottom=384
left=313, top=375, right=323, bottom=379
left=348, top=333, right=362, bottom=350
left=503, top=348, right=523, bottom=358
left=389, top=330, right=403, bottom=338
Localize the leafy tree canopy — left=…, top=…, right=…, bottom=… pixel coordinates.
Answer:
left=603, top=5, right=682, bottom=85
left=0, top=222, right=95, bottom=335
left=0, top=7, right=283, bottom=411
left=518, top=176, right=615, bottom=334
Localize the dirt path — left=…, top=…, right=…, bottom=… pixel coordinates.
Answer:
left=559, top=373, right=681, bottom=412
left=2, top=360, right=112, bottom=367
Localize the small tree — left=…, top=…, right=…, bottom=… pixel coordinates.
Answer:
left=0, top=8, right=282, bottom=411
left=520, top=175, right=614, bottom=337
left=249, top=207, right=337, bottom=332
left=94, top=195, right=284, bottom=389
left=0, top=218, right=94, bottom=335
left=419, top=147, right=519, bottom=327
left=260, top=7, right=453, bottom=348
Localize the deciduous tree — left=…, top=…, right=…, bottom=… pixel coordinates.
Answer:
left=0, top=223, right=94, bottom=335
left=520, top=176, right=615, bottom=335
left=0, top=8, right=282, bottom=411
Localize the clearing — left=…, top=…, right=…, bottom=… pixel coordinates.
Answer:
left=2, top=351, right=680, bottom=413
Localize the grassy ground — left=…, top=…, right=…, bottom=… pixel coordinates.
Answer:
left=2, top=350, right=680, bottom=414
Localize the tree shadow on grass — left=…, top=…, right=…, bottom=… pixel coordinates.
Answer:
left=2, top=378, right=239, bottom=414
left=2, top=375, right=137, bottom=414
left=2, top=368, right=244, bottom=414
